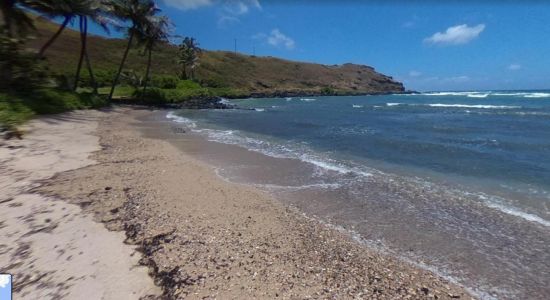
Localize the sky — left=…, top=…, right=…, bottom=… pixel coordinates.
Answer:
left=90, top=0, right=550, bottom=92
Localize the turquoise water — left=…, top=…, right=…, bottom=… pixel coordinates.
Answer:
left=168, top=91, right=550, bottom=298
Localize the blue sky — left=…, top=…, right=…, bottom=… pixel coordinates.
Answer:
left=90, top=1, right=550, bottom=91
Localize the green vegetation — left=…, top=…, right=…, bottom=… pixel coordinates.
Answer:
left=0, top=89, right=106, bottom=129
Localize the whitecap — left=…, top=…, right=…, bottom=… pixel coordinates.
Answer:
left=467, top=94, right=489, bottom=98
left=428, top=104, right=520, bottom=109
left=166, top=111, right=197, bottom=128
left=524, top=93, right=550, bottom=98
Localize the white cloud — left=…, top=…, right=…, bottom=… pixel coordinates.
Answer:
left=508, top=64, right=521, bottom=71
left=266, top=29, right=295, bottom=49
left=0, top=274, right=10, bottom=288
left=409, top=70, right=422, bottom=77
left=163, top=0, right=213, bottom=10
left=443, top=75, right=470, bottom=83
left=164, top=0, right=260, bottom=13
left=424, top=24, right=485, bottom=45
left=216, top=0, right=261, bottom=27
left=223, top=0, right=261, bottom=15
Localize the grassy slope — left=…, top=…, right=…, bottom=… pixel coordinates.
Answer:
left=28, top=16, right=405, bottom=95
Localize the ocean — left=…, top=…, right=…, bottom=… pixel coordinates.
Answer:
left=166, top=91, right=550, bottom=299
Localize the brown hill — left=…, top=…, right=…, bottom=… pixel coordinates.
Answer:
left=28, top=16, right=405, bottom=96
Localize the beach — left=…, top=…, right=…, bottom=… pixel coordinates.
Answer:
left=1, top=107, right=471, bottom=299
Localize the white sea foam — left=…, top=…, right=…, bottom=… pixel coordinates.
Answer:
left=166, top=111, right=197, bottom=128
left=252, top=182, right=342, bottom=191
left=428, top=104, right=520, bottom=109
left=285, top=97, right=293, bottom=101
left=423, top=92, right=478, bottom=96
left=352, top=104, right=363, bottom=108
left=300, top=98, right=317, bottom=102
left=523, top=93, right=550, bottom=98
left=385, top=103, right=520, bottom=109
left=421, top=91, right=550, bottom=99
left=467, top=93, right=489, bottom=98
left=254, top=108, right=265, bottom=112
left=481, top=196, right=550, bottom=227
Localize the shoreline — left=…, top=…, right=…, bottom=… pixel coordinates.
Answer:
left=156, top=105, right=550, bottom=299
left=34, top=107, right=471, bottom=299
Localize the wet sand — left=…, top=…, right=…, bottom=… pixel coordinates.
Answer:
left=29, top=107, right=472, bottom=299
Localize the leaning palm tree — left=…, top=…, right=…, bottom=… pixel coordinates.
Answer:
left=138, top=15, right=170, bottom=98
left=73, top=1, right=112, bottom=92
left=28, top=0, right=112, bottom=91
left=107, top=0, right=158, bottom=101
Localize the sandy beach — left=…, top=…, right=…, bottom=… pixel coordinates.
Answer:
left=1, top=107, right=472, bottom=299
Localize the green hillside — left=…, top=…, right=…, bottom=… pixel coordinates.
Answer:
left=28, top=16, right=405, bottom=96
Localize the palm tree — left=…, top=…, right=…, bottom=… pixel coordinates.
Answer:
left=177, top=37, right=201, bottom=80
left=1, top=0, right=35, bottom=38
left=25, top=0, right=111, bottom=91
left=139, top=15, right=170, bottom=98
left=23, top=0, right=93, bottom=57
left=107, top=0, right=158, bottom=101
left=0, top=0, right=35, bottom=87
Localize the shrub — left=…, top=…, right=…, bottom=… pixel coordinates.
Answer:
left=200, top=76, right=228, bottom=88
left=321, top=86, right=335, bottom=95
left=0, top=89, right=107, bottom=129
left=133, top=88, right=167, bottom=104
left=151, top=75, right=179, bottom=89
left=176, top=79, right=201, bottom=90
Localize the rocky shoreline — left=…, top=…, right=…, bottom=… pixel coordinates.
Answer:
left=111, top=90, right=418, bottom=111
left=36, top=107, right=472, bottom=299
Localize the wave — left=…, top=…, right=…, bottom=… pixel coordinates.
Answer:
left=219, top=98, right=231, bottom=105
left=300, top=98, right=317, bottom=102
left=385, top=103, right=520, bottom=109
left=523, top=93, right=550, bottom=98
left=479, top=195, right=550, bottom=227
left=166, top=111, right=197, bottom=128
left=428, top=104, right=520, bottom=109
left=423, top=92, right=481, bottom=96
left=167, top=112, right=373, bottom=178
left=352, top=104, right=364, bottom=108
left=254, top=108, right=265, bottom=112
left=467, top=94, right=489, bottom=98
left=421, top=91, right=550, bottom=99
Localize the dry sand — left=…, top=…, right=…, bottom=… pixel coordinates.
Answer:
left=0, top=111, right=160, bottom=299
left=2, top=107, right=473, bottom=299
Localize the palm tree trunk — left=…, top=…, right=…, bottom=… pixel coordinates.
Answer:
left=141, top=47, right=153, bottom=100
left=73, top=16, right=86, bottom=91
left=38, top=16, right=70, bottom=57
left=85, top=51, right=97, bottom=94
left=1, top=0, right=15, bottom=88
left=108, top=29, right=135, bottom=101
